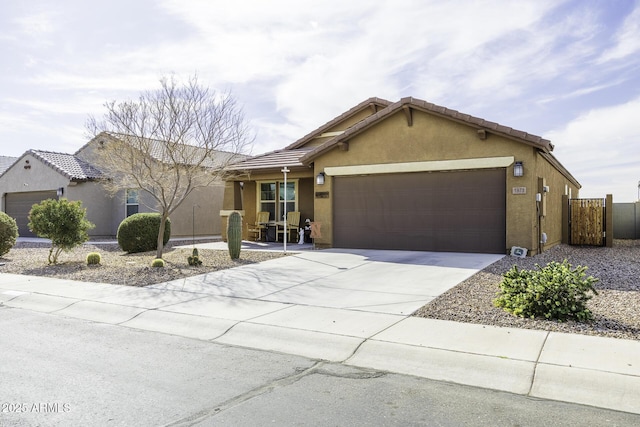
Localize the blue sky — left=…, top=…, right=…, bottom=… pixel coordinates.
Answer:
left=1, top=0, right=639, bottom=201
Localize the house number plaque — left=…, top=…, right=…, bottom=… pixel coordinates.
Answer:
left=512, top=187, right=527, bottom=195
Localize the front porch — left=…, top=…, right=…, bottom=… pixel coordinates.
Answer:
left=179, top=239, right=317, bottom=253
left=221, top=149, right=318, bottom=244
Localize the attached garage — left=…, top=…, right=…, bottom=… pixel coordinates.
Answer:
left=226, top=96, right=582, bottom=256
left=333, top=169, right=506, bottom=253
left=5, top=191, right=57, bottom=237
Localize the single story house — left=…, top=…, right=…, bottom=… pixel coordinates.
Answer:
left=0, top=156, right=17, bottom=175
left=224, top=97, right=580, bottom=255
left=0, top=133, right=243, bottom=238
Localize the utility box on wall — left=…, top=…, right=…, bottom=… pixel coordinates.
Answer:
left=538, top=177, right=547, bottom=217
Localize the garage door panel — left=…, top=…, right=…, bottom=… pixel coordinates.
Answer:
left=5, top=191, right=58, bottom=237
left=333, top=170, right=505, bottom=253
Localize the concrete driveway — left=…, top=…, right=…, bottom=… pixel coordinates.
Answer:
left=150, top=247, right=503, bottom=315
left=3, top=245, right=640, bottom=414
left=124, top=247, right=502, bottom=362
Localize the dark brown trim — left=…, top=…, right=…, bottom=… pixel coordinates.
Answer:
left=285, top=97, right=392, bottom=150
left=300, top=97, right=555, bottom=164
left=402, top=106, right=413, bottom=127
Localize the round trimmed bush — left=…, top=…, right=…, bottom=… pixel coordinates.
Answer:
left=0, top=212, right=18, bottom=257
left=86, top=252, right=101, bottom=265
left=151, top=258, right=165, bottom=268
left=117, top=213, right=171, bottom=254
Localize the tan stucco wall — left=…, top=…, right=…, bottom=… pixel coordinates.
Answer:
left=78, top=136, right=225, bottom=238
left=225, top=108, right=579, bottom=254
left=534, top=154, right=580, bottom=253
left=169, top=184, right=225, bottom=237
left=65, top=181, right=115, bottom=237
left=310, top=109, right=573, bottom=254
left=302, top=107, right=379, bottom=148
left=104, top=186, right=224, bottom=238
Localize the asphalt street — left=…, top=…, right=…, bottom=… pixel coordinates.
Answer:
left=2, top=308, right=639, bottom=427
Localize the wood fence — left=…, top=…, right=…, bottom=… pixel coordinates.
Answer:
left=570, top=199, right=604, bottom=245
left=562, top=195, right=612, bottom=247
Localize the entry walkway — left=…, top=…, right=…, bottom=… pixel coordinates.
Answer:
left=1, top=247, right=638, bottom=415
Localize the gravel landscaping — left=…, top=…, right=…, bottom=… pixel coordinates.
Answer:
left=414, top=240, right=640, bottom=341
left=2, top=238, right=638, bottom=341
left=0, top=239, right=287, bottom=287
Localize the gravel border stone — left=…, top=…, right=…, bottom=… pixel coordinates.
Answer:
left=414, top=240, right=640, bottom=341
left=3, top=239, right=638, bottom=341
left=0, top=239, right=287, bottom=287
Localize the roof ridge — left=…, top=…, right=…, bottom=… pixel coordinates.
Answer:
left=285, top=97, right=392, bottom=150
left=400, top=97, right=550, bottom=145
left=30, top=148, right=76, bottom=156
left=300, top=96, right=554, bottom=164
left=30, top=149, right=103, bottom=181
left=103, top=131, right=247, bottom=157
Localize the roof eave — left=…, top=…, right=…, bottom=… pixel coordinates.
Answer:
left=285, top=97, right=392, bottom=150
left=301, top=97, right=555, bottom=163
left=539, top=151, right=581, bottom=189
left=230, top=164, right=311, bottom=174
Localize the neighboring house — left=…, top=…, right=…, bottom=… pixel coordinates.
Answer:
left=0, top=156, right=18, bottom=175
left=0, top=133, right=244, bottom=238
left=224, top=97, right=580, bottom=255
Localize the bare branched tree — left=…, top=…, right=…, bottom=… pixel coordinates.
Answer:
left=86, top=75, right=252, bottom=258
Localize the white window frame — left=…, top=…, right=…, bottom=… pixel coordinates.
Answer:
left=257, top=180, right=298, bottom=221
left=125, top=189, right=139, bottom=217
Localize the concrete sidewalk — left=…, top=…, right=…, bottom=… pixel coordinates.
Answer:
left=1, top=247, right=638, bottom=415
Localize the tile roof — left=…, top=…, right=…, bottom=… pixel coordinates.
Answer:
left=223, top=96, right=578, bottom=187
left=30, top=150, right=104, bottom=181
left=0, top=156, right=17, bottom=175
left=286, top=97, right=392, bottom=150
left=103, top=132, right=248, bottom=169
left=228, top=148, right=314, bottom=171
left=301, top=96, right=554, bottom=163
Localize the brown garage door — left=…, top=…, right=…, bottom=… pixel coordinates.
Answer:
left=333, top=169, right=506, bottom=253
left=5, top=191, right=58, bottom=237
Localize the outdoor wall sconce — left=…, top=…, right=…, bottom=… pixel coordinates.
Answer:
left=513, top=161, right=524, bottom=177
left=316, top=172, right=326, bottom=185
left=56, top=187, right=64, bottom=197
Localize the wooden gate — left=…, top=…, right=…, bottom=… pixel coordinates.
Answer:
left=569, top=198, right=605, bottom=246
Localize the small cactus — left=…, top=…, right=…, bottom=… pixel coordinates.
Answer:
left=227, top=211, right=242, bottom=260
left=86, top=252, right=101, bottom=265
left=188, top=247, right=202, bottom=266
left=151, top=258, right=165, bottom=268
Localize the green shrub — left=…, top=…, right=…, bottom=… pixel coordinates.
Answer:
left=188, top=247, right=202, bottom=266
left=494, top=260, right=598, bottom=322
left=0, top=211, right=18, bottom=257
left=28, top=198, right=95, bottom=264
left=86, top=252, right=101, bottom=265
left=151, top=258, right=165, bottom=268
left=117, top=213, right=171, bottom=254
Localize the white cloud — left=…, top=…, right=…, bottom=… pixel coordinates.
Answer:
left=536, top=80, right=626, bottom=105
left=14, top=11, right=56, bottom=37
left=548, top=97, right=640, bottom=202
left=270, top=0, right=565, bottom=130
left=598, top=2, right=640, bottom=63
left=1, top=0, right=639, bottom=176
